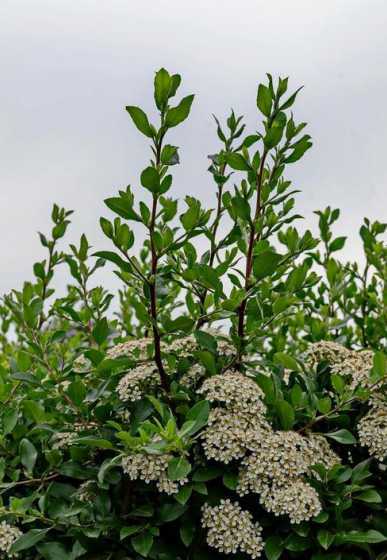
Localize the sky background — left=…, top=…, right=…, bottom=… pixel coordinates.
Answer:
left=1, top=0, right=386, bottom=297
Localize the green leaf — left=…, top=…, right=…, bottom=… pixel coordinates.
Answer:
left=67, top=379, right=86, bottom=406
left=161, top=144, right=179, bottom=166
left=174, top=484, right=193, bottom=505
left=93, top=251, right=132, bottom=273
left=126, top=106, right=154, bottom=138
left=198, top=350, right=216, bottom=375
left=257, top=83, right=272, bottom=116
left=19, top=438, right=38, bottom=474
left=192, top=466, right=222, bottom=482
left=371, top=351, right=386, bottom=382
left=154, top=68, right=171, bottom=110
left=317, top=530, right=335, bottom=550
left=104, top=196, right=141, bottom=221
left=336, top=530, right=387, bottom=545
left=264, top=536, right=283, bottom=560
left=329, top=236, right=346, bottom=252
left=225, top=152, right=251, bottom=171
left=355, top=489, right=382, bottom=503
left=120, top=525, right=144, bottom=540
left=3, top=408, right=18, bottom=434
left=223, top=471, right=238, bottom=490
left=185, top=400, right=210, bottom=434
left=317, top=397, right=332, bottom=414
left=168, top=74, right=181, bottom=98
left=180, top=520, right=195, bottom=547
left=158, top=503, right=187, bottom=522
left=131, top=531, right=154, bottom=557
left=37, top=542, right=69, bottom=560
left=194, top=330, right=217, bottom=352
left=92, top=317, right=109, bottom=345
left=73, top=437, right=113, bottom=449
left=168, top=457, right=192, bottom=481
left=23, top=400, right=46, bottom=423
left=10, top=529, right=51, bottom=553
left=253, top=251, right=282, bottom=280
left=264, top=125, right=284, bottom=149
left=285, top=135, right=312, bottom=163
left=275, top=399, right=295, bottom=430
left=165, top=95, right=194, bottom=127
left=274, top=352, right=300, bottom=371
left=141, top=167, right=160, bottom=193
left=326, top=429, right=356, bottom=445
left=279, top=86, right=303, bottom=111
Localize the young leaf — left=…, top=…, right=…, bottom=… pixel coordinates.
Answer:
left=326, top=429, right=357, bottom=445
left=19, top=438, right=38, bottom=474
left=126, top=106, right=154, bottom=138
left=253, top=251, right=282, bottom=280
left=275, top=399, right=295, bottom=430
left=165, top=95, right=194, bottom=127
left=264, top=536, right=284, bottom=560
left=154, top=67, right=171, bottom=110
left=131, top=531, right=154, bottom=557
left=168, top=457, right=192, bottom=481
left=225, top=152, right=251, bottom=171
left=10, top=529, right=51, bottom=553
left=257, top=83, right=272, bottom=116
left=141, top=167, right=160, bottom=193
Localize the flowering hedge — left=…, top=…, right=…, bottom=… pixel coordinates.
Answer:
left=0, top=69, right=386, bottom=560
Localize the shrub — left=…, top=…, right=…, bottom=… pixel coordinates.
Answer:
left=0, top=69, right=386, bottom=560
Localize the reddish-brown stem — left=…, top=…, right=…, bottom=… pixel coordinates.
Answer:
left=148, top=133, right=170, bottom=393
left=236, top=151, right=268, bottom=361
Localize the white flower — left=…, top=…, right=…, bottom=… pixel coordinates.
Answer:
left=358, top=397, right=387, bottom=462
left=198, top=371, right=266, bottom=416
left=0, top=521, right=22, bottom=558
left=261, top=480, right=322, bottom=524
left=202, top=407, right=270, bottom=464
left=122, top=453, right=187, bottom=495
left=201, top=500, right=264, bottom=558
left=116, top=364, right=159, bottom=402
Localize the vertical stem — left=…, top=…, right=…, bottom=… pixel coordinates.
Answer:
left=37, top=244, right=55, bottom=330
left=148, top=130, right=170, bottom=393
left=196, top=163, right=226, bottom=328
left=236, top=151, right=267, bottom=362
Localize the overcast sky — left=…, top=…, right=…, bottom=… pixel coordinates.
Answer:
left=1, top=0, right=386, bottom=297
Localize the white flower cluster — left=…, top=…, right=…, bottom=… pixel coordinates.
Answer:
left=198, top=371, right=266, bottom=415
left=167, top=333, right=234, bottom=358
left=261, top=480, right=321, bottom=524
left=305, top=341, right=379, bottom=391
left=305, top=340, right=349, bottom=369
left=73, top=338, right=154, bottom=373
left=358, top=397, right=387, bottom=462
left=237, top=430, right=338, bottom=523
left=201, top=500, right=264, bottom=558
left=198, top=371, right=269, bottom=463
left=109, top=332, right=233, bottom=364
left=122, top=453, right=186, bottom=495
left=116, top=363, right=159, bottom=402
left=107, top=338, right=155, bottom=360
left=202, top=407, right=268, bottom=464
left=0, top=521, right=22, bottom=558
left=197, top=369, right=336, bottom=524
left=51, top=421, right=98, bottom=450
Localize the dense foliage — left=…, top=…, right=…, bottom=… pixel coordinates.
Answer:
left=0, top=69, right=386, bottom=560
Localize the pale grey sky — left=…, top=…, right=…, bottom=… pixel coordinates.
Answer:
left=1, top=0, right=386, bottom=296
